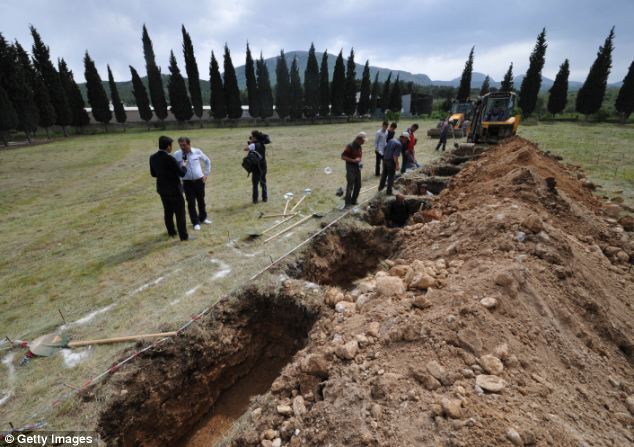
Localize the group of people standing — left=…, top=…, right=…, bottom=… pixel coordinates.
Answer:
left=150, top=130, right=270, bottom=242
left=149, top=135, right=212, bottom=241
left=340, top=121, right=420, bottom=207
left=150, top=122, right=427, bottom=240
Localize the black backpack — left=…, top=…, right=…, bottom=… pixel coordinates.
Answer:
left=241, top=149, right=263, bottom=175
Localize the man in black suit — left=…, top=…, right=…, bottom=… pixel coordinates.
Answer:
left=150, top=136, right=189, bottom=241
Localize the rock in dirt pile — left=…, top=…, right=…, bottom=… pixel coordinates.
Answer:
left=98, top=137, right=633, bottom=447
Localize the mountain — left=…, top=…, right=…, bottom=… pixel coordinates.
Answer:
left=234, top=50, right=432, bottom=88
left=432, top=71, right=621, bottom=92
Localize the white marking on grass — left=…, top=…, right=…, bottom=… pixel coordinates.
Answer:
left=60, top=348, right=91, bottom=368
left=0, top=353, right=16, bottom=407
left=283, top=232, right=295, bottom=238
left=133, top=275, right=165, bottom=294
left=169, top=299, right=181, bottom=306
left=210, top=259, right=232, bottom=280
left=61, top=303, right=116, bottom=330
left=186, top=285, right=201, bottom=296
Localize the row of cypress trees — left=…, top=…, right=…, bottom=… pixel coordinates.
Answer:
left=0, top=25, right=129, bottom=144
left=3, top=25, right=634, bottom=144
left=453, top=27, right=634, bottom=119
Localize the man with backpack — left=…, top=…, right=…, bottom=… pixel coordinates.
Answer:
left=243, top=130, right=270, bottom=203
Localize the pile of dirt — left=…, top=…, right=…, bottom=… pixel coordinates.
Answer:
left=96, top=136, right=633, bottom=446
left=225, top=137, right=633, bottom=446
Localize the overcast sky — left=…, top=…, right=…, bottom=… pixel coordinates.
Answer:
left=1, top=0, right=632, bottom=84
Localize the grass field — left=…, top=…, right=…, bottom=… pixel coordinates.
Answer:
left=0, top=120, right=632, bottom=429
left=518, top=122, right=634, bottom=206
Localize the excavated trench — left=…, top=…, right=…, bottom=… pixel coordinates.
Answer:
left=97, top=151, right=471, bottom=447
left=98, top=289, right=320, bottom=447
left=291, top=223, right=398, bottom=288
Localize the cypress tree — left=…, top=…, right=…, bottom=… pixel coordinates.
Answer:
left=16, top=41, right=51, bottom=136
left=0, top=83, right=18, bottom=146
left=369, top=71, right=380, bottom=115
left=357, top=60, right=371, bottom=115
left=59, top=58, right=90, bottom=132
left=223, top=45, right=242, bottom=119
left=330, top=50, right=346, bottom=116
left=381, top=72, right=392, bottom=111
left=0, top=37, right=38, bottom=141
left=389, top=75, right=402, bottom=112
left=289, top=57, right=303, bottom=120
left=167, top=50, right=193, bottom=123
left=480, top=75, right=491, bottom=96
left=318, top=50, right=330, bottom=116
left=304, top=43, right=320, bottom=118
left=129, top=66, right=153, bottom=125
left=107, top=65, right=127, bottom=127
left=209, top=51, right=226, bottom=119
left=519, top=28, right=548, bottom=117
left=343, top=49, right=357, bottom=116
left=500, top=63, right=514, bottom=92
left=547, top=59, right=570, bottom=116
left=181, top=26, right=203, bottom=122
left=275, top=50, right=291, bottom=119
left=615, top=60, right=634, bottom=121
left=256, top=54, right=274, bottom=119
left=457, top=46, right=475, bottom=102
left=142, top=25, right=168, bottom=122
left=576, top=27, right=615, bottom=117
left=83, top=52, right=112, bottom=130
left=32, top=73, right=55, bottom=137
left=30, top=25, right=71, bottom=136
left=245, top=43, right=260, bottom=118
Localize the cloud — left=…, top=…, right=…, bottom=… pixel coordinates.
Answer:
left=1, top=0, right=632, bottom=83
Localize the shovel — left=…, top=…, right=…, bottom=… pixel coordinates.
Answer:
left=288, top=188, right=312, bottom=214
left=258, top=212, right=298, bottom=219
left=27, top=331, right=178, bottom=357
left=282, top=192, right=294, bottom=215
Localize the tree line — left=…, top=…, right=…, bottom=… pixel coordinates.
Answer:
left=2, top=25, right=634, bottom=145
left=453, top=27, right=634, bottom=120
left=0, top=25, right=406, bottom=145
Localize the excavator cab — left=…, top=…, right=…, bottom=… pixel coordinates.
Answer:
left=448, top=100, right=474, bottom=128
left=467, top=92, right=520, bottom=144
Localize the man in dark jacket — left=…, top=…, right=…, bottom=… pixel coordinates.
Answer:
left=378, top=132, right=409, bottom=195
left=149, top=136, right=189, bottom=241
left=341, top=132, right=367, bottom=208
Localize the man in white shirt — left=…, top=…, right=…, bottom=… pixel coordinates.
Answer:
left=172, top=137, right=212, bottom=230
left=374, top=121, right=389, bottom=177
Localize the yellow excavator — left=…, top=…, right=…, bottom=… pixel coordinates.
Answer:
left=428, top=99, right=474, bottom=138
left=465, top=91, right=520, bottom=144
